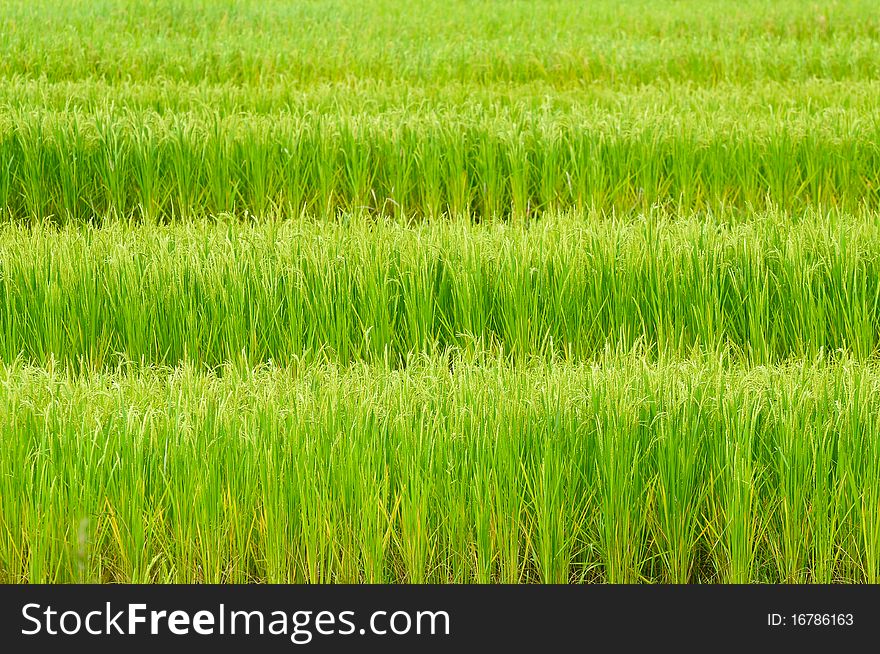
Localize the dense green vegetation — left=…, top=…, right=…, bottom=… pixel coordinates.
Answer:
left=3, top=1, right=880, bottom=220
left=4, top=0, right=880, bottom=84
left=1, top=78, right=879, bottom=220
left=3, top=355, right=880, bottom=584
left=2, top=0, right=879, bottom=583
left=2, top=211, right=880, bottom=367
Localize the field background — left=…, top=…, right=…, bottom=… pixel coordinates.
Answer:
left=2, top=0, right=880, bottom=583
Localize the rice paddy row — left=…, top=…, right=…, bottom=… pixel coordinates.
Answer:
left=2, top=100, right=878, bottom=220
left=2, top=354, right=878, bottom=584
left=1, top=211, right=878, bottom=367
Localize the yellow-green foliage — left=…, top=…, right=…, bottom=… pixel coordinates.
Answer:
left=2, top=0, right=879, bottom=584
left=1, top=211, right=879, bottom=367
left=2, top=354, right=878, bottom=583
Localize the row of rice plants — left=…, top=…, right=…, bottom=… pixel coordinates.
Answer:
left=1, top=110, right=877, bottom=221
left=1, top=211, right=878, bottom=367
left=1, top=353, right=877, bottom=583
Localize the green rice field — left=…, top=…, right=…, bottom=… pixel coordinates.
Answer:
left=2, top=0, right=880, bottom=583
